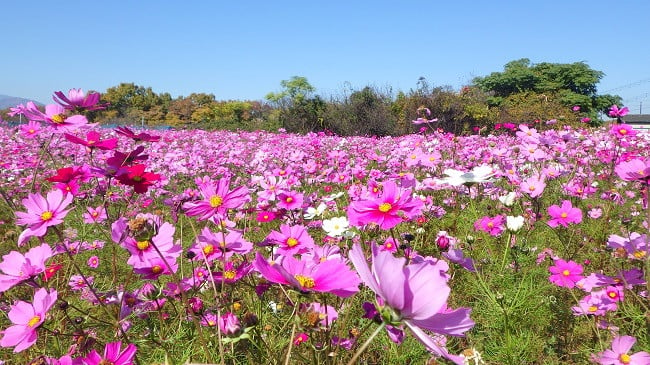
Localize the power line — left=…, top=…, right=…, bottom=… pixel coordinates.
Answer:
left=602, top=78, right=650, bottom=93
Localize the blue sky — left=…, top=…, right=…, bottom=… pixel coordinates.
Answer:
left=2, top=0, right=649, bottom=112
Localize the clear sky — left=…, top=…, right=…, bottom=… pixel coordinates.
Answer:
left=2, top=0, right=649, bottom=112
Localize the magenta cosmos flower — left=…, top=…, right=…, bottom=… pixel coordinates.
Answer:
left=253, top=253, right=360, bottom=298
left=64, top=130, right=118, bottom=151
left=608, top=105, right=629, bottom=118
left=15, top=190, right=73, bottom=246
left=0, top=288, right=57, bottom=352
left=348, top=243, right=474, bottom=364
left=53, top=88, right=107, bottom=111
left=610, top=123, right=637, bottom=138
left=473, top=215, right=506, bottom=236
left=347, top=180, right=424, bottom=230
left=266, top=224, right=315, bottom=256
left=547, top=200, right=582, bottom=228
left=0, top=243, right=53, bottom=293
left=183, top=177, right=250, bottom=221
left=81, top=341, right=137, bottom=365
left=548, top=258, right=584, bottom=288
left=595, top=335, right=650, bottom=365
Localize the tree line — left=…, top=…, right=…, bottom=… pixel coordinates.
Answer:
left=2, top=59, right=623, bottom=136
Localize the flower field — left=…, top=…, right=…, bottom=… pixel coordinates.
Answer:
left=0, top=91, right=649, bottom=364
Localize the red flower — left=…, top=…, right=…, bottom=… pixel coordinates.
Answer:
left=43, top=263, right=63, bottom=282
left=116, top=164, right=161, bottom=193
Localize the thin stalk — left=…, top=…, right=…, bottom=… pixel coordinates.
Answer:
left=346, top=322, right=386, bottom=365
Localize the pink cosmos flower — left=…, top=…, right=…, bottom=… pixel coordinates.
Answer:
left=83, top=206, right=108, bottom=224
left=276, top=191, right=304, bottom=210
left=520, top=175, right=546, bottom=198
left=15, top=190, right=73, bottom=246
left=615, top=158, right=650, bottom=183
left=64, top=130, right=118, bottom=151
left=19, top=120, right=41, bottom=138
left=473, top=215, right=506, bottom=236
left=115, top=126, right=160, bottom=143
left=0, top=243, right=53, bottom=292
left=87, top=256, right=100, bottom=269
left=547, top=200, right=582, bottom=228
left=608, top=105, right=630, bottom=118
left=189, top=227, right=253, bottom=262
left=595, top=335, right=650, bottom=365
left=610, top=123, right=637, bottom=138
left=348, top=243, right=474, bottom=364
left=266, top=224, right=315, bottom=256
left=20, top=102, right=89, bottom=131
left=347, top=180, right=424, bottom=230
left=81, top=341, right=137, bottom=365
left=253, top=253, right=360, bottom=298
left=0, top=288, right=57, bottom=352
left=183, top=177, right=250, bottom=221
left=548, top=258, right=584, bottom=288
left=53, top=88, right=107, bottom=111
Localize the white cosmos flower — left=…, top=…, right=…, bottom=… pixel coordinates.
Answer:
left=506, top=215, right=525, bottom=232
left=322, top=216, right=349, bottom=237
left=304, top=203, right=327, bottom=220
left=437, top=165, right=495, bottom=187
left=498, top=191, right=517, bottom=207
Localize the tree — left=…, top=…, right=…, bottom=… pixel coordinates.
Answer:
left=265, top=76, right=316, bottom=108
left=473, top=58, right=622, bottom=120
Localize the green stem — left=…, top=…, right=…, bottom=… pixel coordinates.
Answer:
left=346, top=322, right=386, bottom=365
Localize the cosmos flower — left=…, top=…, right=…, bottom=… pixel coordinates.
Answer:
left=594, top=335, right=650, bottom=365
left=548, top=258, right=584, bottom=288
left=15, top=190, right=73, bottom=246
left=0, top=244, right=53, bottom=293
left=53, top=88, right=107, bottom=111
left=253, top=253, right=360, bottom=298
left=348, top=243, right=474, bottom=364
left=80, top=341, right=137, bottom=365
left=347, top=180, right=423, bottom=230
left=547, top=200, right=582, bottom=228
left=0, top=288, right=58, bottom=352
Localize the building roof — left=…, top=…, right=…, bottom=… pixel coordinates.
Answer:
left=621, top=114, right=650, bottom=123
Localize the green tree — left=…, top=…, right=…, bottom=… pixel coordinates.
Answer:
left=266, top=76, right=316, bottom=108
left=473, top=59, right=622, bottom=116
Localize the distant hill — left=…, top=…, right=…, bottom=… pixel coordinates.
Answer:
left=0, top=94, right=44, bottom=110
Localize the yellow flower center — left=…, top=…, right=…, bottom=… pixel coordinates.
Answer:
left=41, top=211, right=53, bottom=221
left=619, top=129, right=627, bottom=135
left=51, top=114, right=66, bottom=124
left=210, top=195, right=223, bottom=208
left=294, top=274, right=315, bottom=289
left=560, top=212, right=568, bottom=218
left=285, top=197, right=293, bottom=203
left=136, top=240, right=150, bottom=251
left=529, top=185, right=536, bottom=191
left=151, top=265, right=163, bottom=274
left=487, top=222, right=494, bottom=228
left=588, top=305, right=597, bottom=312
left=132, top=176, right=143, bottom=182
left=98, top=359, right=115, bottom=365
left=619, top=353, right=631, bottom=364
left=224, top=270, right=236, bottom=279
left=607, top=291, right=618, bottom=299
left=203, top=244, right=215, bottom=255
left=562, top=269, right=571, bottom=276
left=27, top=315, right=41, bottom=327
left=28, top=129, right=35, bottom=134
left=633, top=250, right=646, bottom=259
left=378, top=203, right=392, bottom=213
left=286, top=238, right=298, bottom=247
